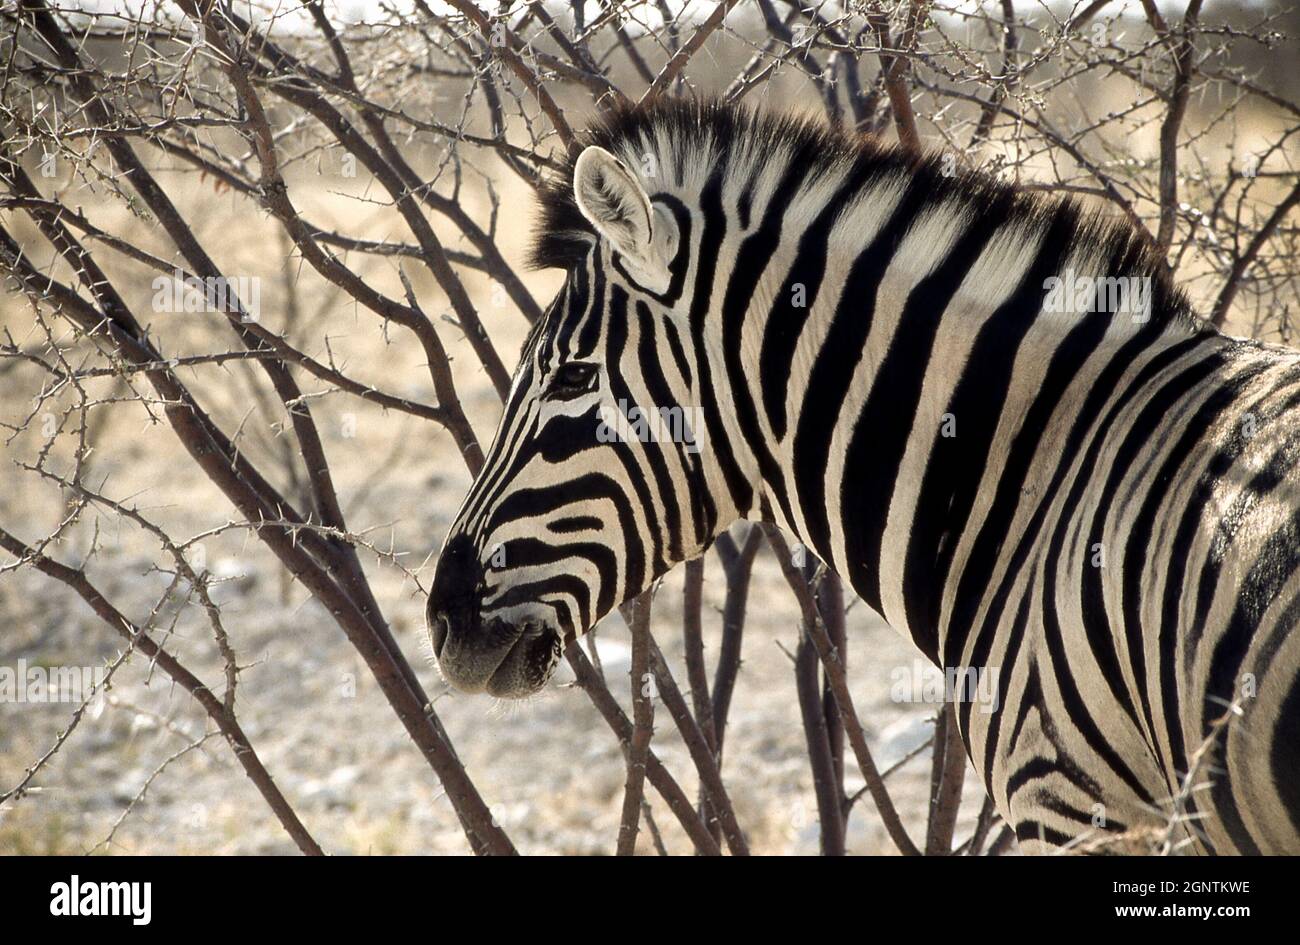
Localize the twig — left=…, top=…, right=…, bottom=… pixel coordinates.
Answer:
left=764, top=526, right=922, bottom=856
left=641, top=1, right=739, bottom=105
left=1211, top=178, right=1300, bottom=326
left=565, top=644, right=723, bottom=855
left=0, top=527, right=326, bottom=856
left=616, top=593, right=654, bottom=855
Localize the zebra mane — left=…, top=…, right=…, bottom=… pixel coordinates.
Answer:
left=528, top=97, right=1199, bottom=332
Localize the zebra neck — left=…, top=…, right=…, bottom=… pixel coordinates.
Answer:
left=726, top=182, right=1214, bottom=662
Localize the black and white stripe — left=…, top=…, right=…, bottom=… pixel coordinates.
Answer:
left=428, top=99, right=1300, bottom=854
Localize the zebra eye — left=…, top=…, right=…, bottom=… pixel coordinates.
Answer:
left=548, top=361, right=599, bottom=396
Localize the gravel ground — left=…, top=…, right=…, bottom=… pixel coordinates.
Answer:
left=0, top=503, right=986, bottom=855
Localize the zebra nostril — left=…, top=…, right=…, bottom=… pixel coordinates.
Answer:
left=428, top=533, right=486, bottom=652
left=431, top=613, right=449, bottom=657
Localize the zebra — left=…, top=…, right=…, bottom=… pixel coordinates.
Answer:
left=426, top=98, right=1300, bottom=855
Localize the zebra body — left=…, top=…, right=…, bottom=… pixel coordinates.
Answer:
left=428, top=100, right=1300, bottom=854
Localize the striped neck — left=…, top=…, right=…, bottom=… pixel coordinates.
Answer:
left=693, top=159, right=1214, bottom=657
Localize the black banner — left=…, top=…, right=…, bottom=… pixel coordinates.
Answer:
left=0, top=854, right=1288, bottom=931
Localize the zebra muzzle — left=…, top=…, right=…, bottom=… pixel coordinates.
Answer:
left=427, top=535, right=562, bottom=697
left=433, top=612, right=559, bottom=697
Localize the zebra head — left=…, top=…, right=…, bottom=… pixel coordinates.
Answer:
left=428, top=134, right=744, bottom=698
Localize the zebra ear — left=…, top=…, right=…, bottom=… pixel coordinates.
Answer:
left=573, top=146, right=655, bottom=266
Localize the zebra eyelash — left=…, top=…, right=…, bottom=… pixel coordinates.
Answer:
left=544, top=361, right=600, bottom=399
